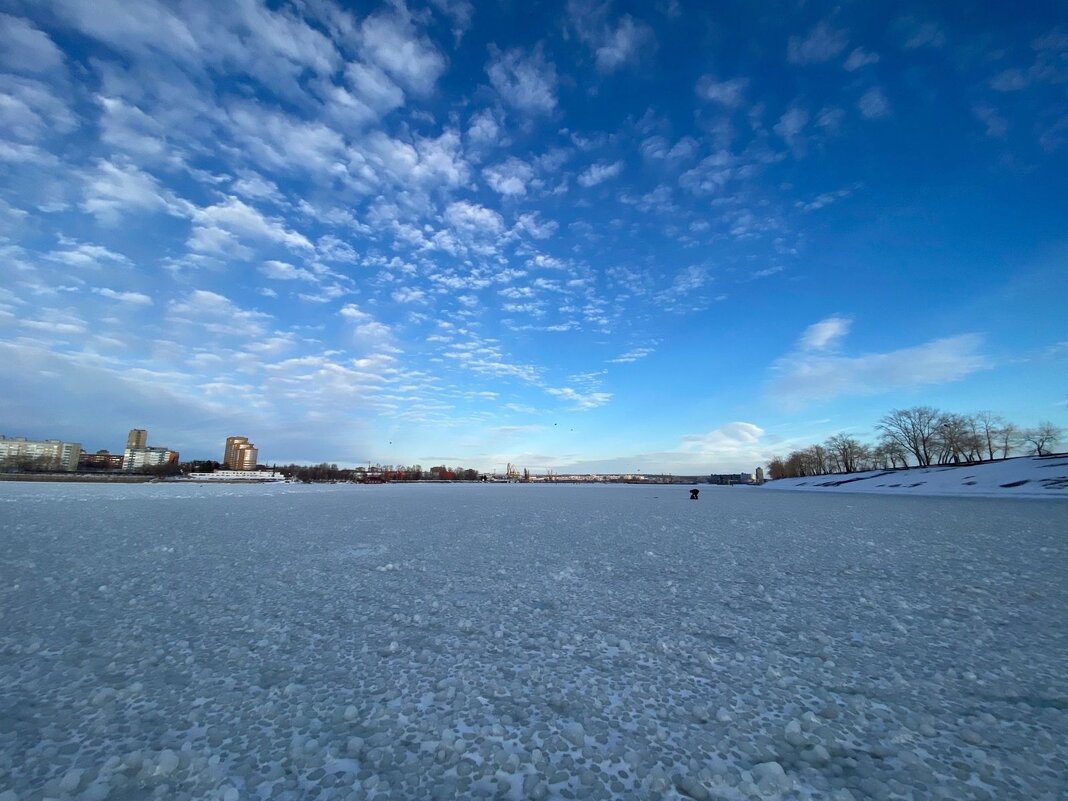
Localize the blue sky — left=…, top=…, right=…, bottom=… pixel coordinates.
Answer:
left=1, top=0, right=1065, bottom=473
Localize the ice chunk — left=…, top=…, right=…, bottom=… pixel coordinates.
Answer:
left=59, top=769, right=84, bottom=793
left=752, top=761, right=791, bottom=794
left=156, top=749, right=180, bottom=776
left=561, top=721, right=586, bottom=747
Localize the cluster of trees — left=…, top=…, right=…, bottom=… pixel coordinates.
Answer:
left=273, top=463, right=486, bottom=483
left=768, top=407, right=1063, bottom=480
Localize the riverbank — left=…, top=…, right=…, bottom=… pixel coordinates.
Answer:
left=0, top=473, right=157, bottom=483
left=762, top=453, right=1067, bottom=498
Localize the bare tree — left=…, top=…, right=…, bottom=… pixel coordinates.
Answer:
left=972, top=411, right=1003, bottom=461
left=767, top=457, right=787, bottom=480
left=877, top=407, right=943, bottom=466
left=935, top=413, right=982, bottom=464
left=825, top=434, right=868, bottom=474
left=1022, top=422, right=1064, bottom=456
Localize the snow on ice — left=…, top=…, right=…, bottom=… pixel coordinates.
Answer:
left=0, top=481, right=1066, bottom=800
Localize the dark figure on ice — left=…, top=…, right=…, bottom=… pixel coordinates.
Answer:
left=689, top=488, right=700, bottom=500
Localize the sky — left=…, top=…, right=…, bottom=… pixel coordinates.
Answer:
left=1, top=0, right=1065, bottom=473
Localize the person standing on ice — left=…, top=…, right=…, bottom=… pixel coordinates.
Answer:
left=690, top=488, right=700, bottom=500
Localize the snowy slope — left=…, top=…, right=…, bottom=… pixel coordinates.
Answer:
left=762, top=454, right=1068, bottom=498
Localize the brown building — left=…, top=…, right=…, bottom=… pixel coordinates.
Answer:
left=126, top=429, right=148, bottom=449
left=79, top=449, right=124, bottom=470
left=224, top=436, right=258, bottom=470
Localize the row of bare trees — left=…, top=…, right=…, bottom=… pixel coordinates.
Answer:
left=767, top=407, right=1063, bottom=479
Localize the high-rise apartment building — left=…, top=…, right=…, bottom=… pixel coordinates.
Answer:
left=0, top=436, right=82, bottom=471
left=126, top=429, right=148, bottom=449
left=224, top=436, right=258, bottom=470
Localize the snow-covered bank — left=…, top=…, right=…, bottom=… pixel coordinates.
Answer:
left=762, top=454, right=1068, bottom=497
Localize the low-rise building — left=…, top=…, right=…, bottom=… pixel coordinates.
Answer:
left=708, top=472, right=753, bottom=485
left=79, top=449, right=124, bottom=470
left=0, top=436, right=82, bottom=471
left=184, top=470, right=284, bottom=481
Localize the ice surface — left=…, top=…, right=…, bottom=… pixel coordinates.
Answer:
left=1, top=481, right=1066, bottom=800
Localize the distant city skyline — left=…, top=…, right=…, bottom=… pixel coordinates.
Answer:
left=0, top=1, right=1065, bottom=473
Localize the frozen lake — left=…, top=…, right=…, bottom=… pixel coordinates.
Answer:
left=1, top=482, right=1066, bottom=801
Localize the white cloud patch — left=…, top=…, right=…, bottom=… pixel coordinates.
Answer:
left=695, top=76, right=748, bottom=107
left=81, top=159, right=186, bottom=223
left=788, top=22, right=848, bottom=64
left=577, top=160, right=623, bottom=187
left=857, top=88, right=891, bottom=119
left=0, top=13, right=65, bottom=73
left=770, top=323, right=989, bottom=404
left=609, top=346, right=655, bottom=364
left=843, top=47, right=879, bottom=71
left=259, top=259, right=316, bottom=281
left=545, top=386, right=612, bottom=410
left=799, top=315, right=851, bottom=350
left=357, top=9, right=446, bottom=95
left=568, top=1, right=655, bottom=73
left=93, top=287, right=153, bottom=305
left=168, top=289, right=271, bottom=338
left=190, top=197, right=313, bottom=256
left=486, top=46, right=557, bottom=114
left=483, top=157, right=535, bottom=196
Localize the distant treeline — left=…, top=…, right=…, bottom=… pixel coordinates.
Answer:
left=275, top=463, right=483, bottom=483
left=767, top=407, right=1063, bottom=480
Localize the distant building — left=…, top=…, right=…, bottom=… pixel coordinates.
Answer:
left=224, top=436, right=258, bottom=470
left=0, top=436, right=82, bottom=472
left=123, top=447, right=179, bottom=472
left=184, top=469, right=284, bottom=482
left=754, top=467, right=765, bottom=485
left=708, top=473, right=753, bottom=485
left=126, top=428, right=148, bottom=449
left=79, top=449, right=124, bottom=470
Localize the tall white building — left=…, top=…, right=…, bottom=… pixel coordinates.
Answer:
left=122, top=447, right=179, bottom=472
left=0, top=436, right=82, bottom=471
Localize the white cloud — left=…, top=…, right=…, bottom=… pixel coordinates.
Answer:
left=799, top=315, right=850, bottom=350
left=486, top=46, right=557, bottom=114
left=168, top=289, right=271, bottom=338
left=577, top=160, right=623, bottom=187
left=466, top=108, right=501, bottom=147
left=609, top=346, right=655, bottom=364
left=0, top=13, right=65, bottom=73
left=0, top=76, right=77, bottom=140
left=774, top=107, right=809, bottom=147
left=483, top=157, right=535, bottom=196
left=788, top=22, right=848, bottom=65
left=680, top=422, right=765, bottom=452
left=47, top=238, right=132, bottom=269
left=444, top=200, right=504, bottom=237
left=545, top=386, right=612, bottom=409
left=93, top=287, right=153, bottom=305
left=259, top=260, right=316, bottom=281
left=190, top=197, right=313, bottom=255
left=973, top=104, right=1008, bottom=138
left=357, top=10, right=446, bottom=95
left=82, top=159, right=186, bottom=223
left=901, top=19, right=945, bottom=49
left=695, top=76, right=748, bottom=107
left=568, top=1, right=654, bottom=73
left=770, top=330, right=989, bottom=404
left=857, top=88, right=890, bottom=119
left=843, top=47, right=879, bottom=71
